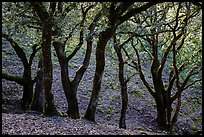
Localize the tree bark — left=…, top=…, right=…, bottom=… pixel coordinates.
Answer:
left=113, top=36, right=128, bottom=129
left=154, top=94, right=167, bottom=129
left=2, top=33, right=35, bottom=110
left=21, top=66, right=33, bottom=110
left=41, top=24, right=57, bottom=115
left=31, top=2, right=57, bottom=115
left=53, top=5, right=97, bottom=118
left=53, top=41, right=80, bottom=118
left=84, top=27, right=116, bottom=121
left=30, top=58, right=44, bottom=112
left=84, top=2, right=159, bottom=122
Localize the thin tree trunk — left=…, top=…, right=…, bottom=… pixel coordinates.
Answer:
left=117, top=52, right=128, bottom=129
left=119, top=84, right=128, bottom=129
left=113, top=36, right=128, bottom=129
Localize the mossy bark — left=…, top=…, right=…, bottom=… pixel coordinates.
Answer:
left=31, top=2, right=58, bottom=115
left=41, top=24, right=57, bottom=115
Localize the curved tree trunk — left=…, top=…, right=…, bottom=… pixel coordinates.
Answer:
left=84, top=27, right=115, bottom=121
left=83, top=2, right=157, bottom=122
left=53, top=39, right=93, bottom=119
left=53, top=41, right=80, bottom=119
left=2, top=33, right=35, bottom=110
left=113, top=37, right=128, bottom=129
left=117, top=52, right=128, bottom=129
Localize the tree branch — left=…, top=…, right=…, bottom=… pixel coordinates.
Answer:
left=171, top=68, right=200, bottom=102
left=119, top=2, right=160, bottom=23
left=2, top=33, right=29, bottom=68
left=131, top=39, right=155, bottom=97
left=29, top=44, right=41, bottom=66
left=66, top=4, right=90, bottom=62
left=2, top=72, right=25, bottom=86
left=72, top=5, right=101, bottom=89
left=183, top=78, right=202, bottom=90
left=167, top=64, right=185, bottom=94
left=31, top=2, right=50, bottom=23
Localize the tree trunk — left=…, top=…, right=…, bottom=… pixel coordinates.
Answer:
left=31, top=2, right=58, bottom=115
left=30, top=58, right=44, bottom=113
left=30, top=69, right=44, bottom=112
left=152, top=73, right=168, bottom=129
left=154, top=94, right=167, bottom=129
left=118, top=67, right=128, bottom=129
left=84, top=27, right=115, bottom=121
left=53, top=41, right=80, bottom=119
left=60, top=61, right=80, bottom=119
left=67, top=86, right=80, bottom=119
left=21, top=66, right=33, bottom=110
left=41, top=24, right=57, bottom=115
left=53, top=32, right=93, bottom=119
left=113, top=38, right=128, bottom=129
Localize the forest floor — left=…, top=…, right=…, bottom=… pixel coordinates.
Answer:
left=2, top=41, right=202, bottom=135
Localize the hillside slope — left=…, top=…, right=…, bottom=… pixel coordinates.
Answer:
left=2, top=112, right=164, bottom=135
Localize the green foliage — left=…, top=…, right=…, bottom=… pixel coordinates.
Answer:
left=98, top=106, right=113, bottom=115
left=110, top=94, right=121, bottom=103
left=147, top=99, right=156, bottom=107
left=191, top=125, right=200, bottom=133
left=57, top=111, right=68, bottom=117
left=192, top=117, right=201, bottom=123
left=131, top=90, right=144, bottom=98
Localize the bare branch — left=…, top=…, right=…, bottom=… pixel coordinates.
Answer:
left=120, top=2, right=160, bottom=23
left=167, top=64, right=185, bottom=94
left=2, top=33, right=29, bottom=68
left=183, top=79, right=202, bottom=90
left=2, top=72, right=24, bottom=86
left=29, top=44, right=41, bottom=66
left=171, top=68, right=200, bottom=102
left=130, top=39, right=155, bottom=97
left=63, top=23, right=79, bottom=46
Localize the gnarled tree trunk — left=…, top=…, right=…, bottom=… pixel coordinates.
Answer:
left=84, top=27, right=116, bottom=121
left=53, top=41, right=80, bottom=119
left=31, top=2, right=58, bottom=115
